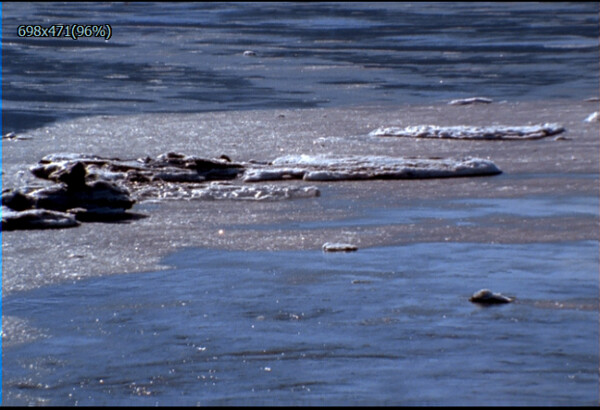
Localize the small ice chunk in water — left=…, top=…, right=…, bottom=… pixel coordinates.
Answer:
left=448, top=97, right=493, bottom=105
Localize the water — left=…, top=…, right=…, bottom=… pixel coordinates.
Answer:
left=233, top=193, right=600, bottom=231
left=2, top=2, right=599, bottom=406
left=3, top=241, right=598, bottom=406
left=2, top=2, right=599, bottom=132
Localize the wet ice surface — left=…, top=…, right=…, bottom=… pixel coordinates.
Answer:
left=2, top=241, right=598, bottom=406
left=237, top=191, right=599, bottom=231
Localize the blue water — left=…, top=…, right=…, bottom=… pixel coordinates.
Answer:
left=2, top=3, right=599, bottom=406
left=230, top=193, right=600, bottom=231
left=2, top=2, right=599, bottom=132
left=2, top=241, right=598, bottom=406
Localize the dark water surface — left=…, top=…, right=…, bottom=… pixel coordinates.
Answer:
left=2, top=2, right=599, bottom=132
left=3, top=241, right=598, bottom=406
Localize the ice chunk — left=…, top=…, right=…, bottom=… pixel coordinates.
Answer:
left=191, top=183, right=320, bottom=201
left=243, top=155, right=501, bottom=182
left=584, top=112, right=599, bottom=123
left=369, top=123, right=565, bottom=140
left=448, top=97, right=493, bottom=105
left=2, top=207, right=80, bottom=231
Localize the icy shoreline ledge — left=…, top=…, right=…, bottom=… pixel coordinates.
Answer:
left=243, top=154, right=501, bottom=182
left=2, top=152, right=501, bottom=230
left=369, top=123, right=565, bottom=140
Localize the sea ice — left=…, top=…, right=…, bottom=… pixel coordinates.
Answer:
left=448, top=97, right=493, bottom=105
left=1, top=206, right=80, bottom=231
left=369, top=123, right=565, bottom=140
left=322, top=242, right=358, bottom=252
left=243, top=154, right=502, bottom=182
left=191, top=182, right=320, bottom=201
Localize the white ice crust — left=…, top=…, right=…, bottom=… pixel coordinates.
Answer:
left=243, top=154, right=501, bottom=182
left=369, top=123, right=565, bottom=140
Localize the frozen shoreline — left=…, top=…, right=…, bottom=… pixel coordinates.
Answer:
left=2, top=100, right=599, bottom=296
left=2, top=100, right=599, bottom=406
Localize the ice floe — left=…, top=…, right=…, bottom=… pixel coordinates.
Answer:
left=448, top=97, right=493, bottom=105
left=369, top=123, right=565, bottom=140
left=191, top=182, right=320, bottom=201
left=1, top=206, right=80, bottom=231
left=30, top=152, right=244, bottom=185
left=4, top=150, right=502, bottom=230
left=243, top=154, right=502, bottom=182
